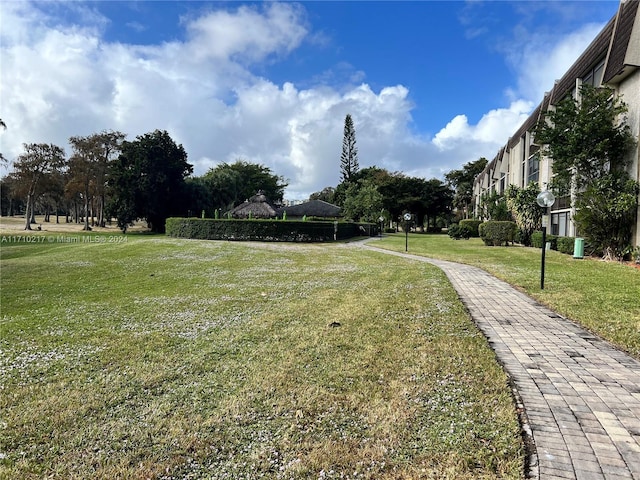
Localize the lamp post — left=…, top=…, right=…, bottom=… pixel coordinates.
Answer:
left=403, top=212, right=412, bottom=252
left=378, top=216, right=384, bottom=238
left=536, top=190, right=556, bottom=290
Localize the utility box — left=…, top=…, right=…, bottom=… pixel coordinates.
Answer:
left=574, top=237, right=584, bottom=259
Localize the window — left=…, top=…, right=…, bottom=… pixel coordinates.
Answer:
left=520, top=135, right=527, bottom=187
left=582, top=59, right=605, bottom=87
left=527, top=153, right=539, bottom=184
left=555, top=195, right=571, bottom=210
left=551, top=211, right=571, bottom=236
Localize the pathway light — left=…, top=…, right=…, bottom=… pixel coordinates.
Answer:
left=536, top=190, right=556, bottom=289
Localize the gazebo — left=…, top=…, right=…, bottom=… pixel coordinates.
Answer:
left=276, top=200, right=342, bottom=219
left=229, top=191, right=278, bottom=219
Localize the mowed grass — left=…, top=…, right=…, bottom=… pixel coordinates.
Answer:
left=0, top=234, right=523, bottom=479
left=377, top=234, right=640, bottom=358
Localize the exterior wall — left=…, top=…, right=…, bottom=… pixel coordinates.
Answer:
left=616, top=69, right=640, bottom=245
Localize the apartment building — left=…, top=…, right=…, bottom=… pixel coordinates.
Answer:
left=473, top=0, right=640, bottom=246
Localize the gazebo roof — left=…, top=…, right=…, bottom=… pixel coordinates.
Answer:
left=229, top=190, right=278, bottom=218
left=276, top=200, right=342, bottom=218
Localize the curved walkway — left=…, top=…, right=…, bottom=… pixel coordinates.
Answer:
left=363, top=243, right=640, bottom=480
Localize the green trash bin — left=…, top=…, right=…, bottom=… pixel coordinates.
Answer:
left=573, top=237, right=584, bottom=259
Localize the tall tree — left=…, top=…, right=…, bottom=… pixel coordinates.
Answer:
left=340, top=114, right=359, bottom=182
left=0, top=175, right=24, bottom=217
left=204, top=160, right=287, bottom=210
left=309, top=186, right=336, bottom=203
left=423, top=178, right=454, bottom=229
left=534, top=85, right=637, bottom=259
left=12, top=143, right=66, bottom=230
left=341, top=179, right=383, bottom=222
left=445, top=157, right=488, bottom=219
left=108, top=130, right=192, bottom=233
left=94, top=131, right=126, bottom=227
left=535, top=85, right=635, bottom=195
left=68, top=135, right=102, bottom=230
left=335, top=166, right=453, bottom=228
left=38, top=170, right=66, bottom=223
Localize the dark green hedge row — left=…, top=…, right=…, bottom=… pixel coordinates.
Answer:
left=531, top=231, right=576, bottom=255
left=479, top=221, right=517, bottom=246
left=531, top=231, right=558, bottom=250
left=166, top=217, right=377, bottom=242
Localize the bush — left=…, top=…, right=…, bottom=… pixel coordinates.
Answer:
left=166, top=218, right=374, bottom=242
left=447, top=224, right=470, bottom=240
left=531, top=231, right=543, bottom=248
left=479, top=221, right=517, bottom=246
left=556, top=237, right=575, bottom=255
left=531, top=231, right=559, bottom=251
left=628, top=246, right=640, bottom=264
left=459, top=219, right=481, bottom=237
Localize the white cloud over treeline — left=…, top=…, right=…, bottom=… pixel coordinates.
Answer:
left=0, top=1, right=607, bottom=199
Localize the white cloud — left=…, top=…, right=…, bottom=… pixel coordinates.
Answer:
left=433, top=100, right=533, bottom=154
left=184, top=3, right=307, bottom=63
left=0, top=1, right=610, bottom=200
left=503, top=22, right=606, bottom=103
left=2, top=1, right=451, bottom=200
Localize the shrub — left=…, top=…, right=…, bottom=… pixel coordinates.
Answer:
left=531, top=231, right=558, bottom=251
left=556, top=236, right=575, bottom=255
left=531, top=231, right=542, bottom=248
left=505, top=183, right=543, bottom=247
left=166, top=218, right=373, bottom=242
left=447, top=224, right=470, bottom=240
left=479, top=221, right=517, bottom=246
left=459, top=219, right=481, bottom=237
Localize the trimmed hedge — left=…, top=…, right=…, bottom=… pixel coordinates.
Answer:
left=459, top=219, right=482, bottom=238
left=557, top=236, right=575, bottom=255
left=479, top=221, right=517, bottom=246
left=531, top=231, right=575, bottom=255
left=531, top=231, right=558, bottom=250
left=165, top=217, right=376, bottom=242
left=448, top=224, right=470, bottom=240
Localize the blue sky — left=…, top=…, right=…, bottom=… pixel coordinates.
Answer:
left=0, top=1, right=620, bottom=199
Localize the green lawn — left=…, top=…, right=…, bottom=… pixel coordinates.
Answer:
left=0, top=233, right=523, bottom=479
left=376, top=233, right=640, bottom=358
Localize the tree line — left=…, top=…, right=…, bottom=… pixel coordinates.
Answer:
left=0, top=129, right=288, bottom=233
left=0, top=116, right=481, bottom=233
left=309, top=113, right=468, bottom=230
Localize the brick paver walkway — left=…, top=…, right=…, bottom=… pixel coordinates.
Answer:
left=363, top=244, right=640, bottom=480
